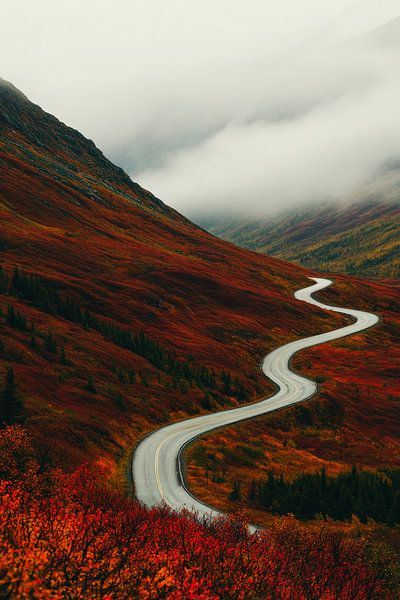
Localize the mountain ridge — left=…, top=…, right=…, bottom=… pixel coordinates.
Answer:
left=0, top=77, right=185, bottom=221
left=196, top=197, right=400, bottom=278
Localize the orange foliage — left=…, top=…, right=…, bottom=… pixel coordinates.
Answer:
left=0, top=426, right=395, bottom=599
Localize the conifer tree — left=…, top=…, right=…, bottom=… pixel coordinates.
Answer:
left=248, top=479, right=257, bottom=502
left=229, top=481, right=241, bottom=502
left=200, top=393, right=212, bottom=410
left=86, top=375, right=97, bottom=394
left=45, top=332, right=57, bottom=353
left=114, top=393, right=126, bottom=411
left=0, top=266, right=8, bottom=293
left=0, top=368, right=24, bottom=425
left=6, top=306, right=27, bottom=331
left=60, top=346, right=68, bottom=365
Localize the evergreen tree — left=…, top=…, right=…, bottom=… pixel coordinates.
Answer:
left=389, top=492, right=400, bottom=526
left=86, top=375, right=97, bottom=394
left=248, top=479, right=257, bottom=502
left=200, top=393, right=212, bottom=410
left=234, top=378, right=247, bottom=401
left=6, top=305, right=27, bottom=331
left=114, top=393, right=126, bottom=411
left=0, top=266, right=8, bottom=293
left=0, top=368, right=24, bottom=425
left=229, top=481, right=241, bottom=502
left=253, top=465, right=400, bottom=525
left=60, top=346, right=68, bottom=365
left=45, top=332, right=57, bottom=353
left=118, top=368, right=126, bottom=384
left=221, top=371, right=232, bottom=395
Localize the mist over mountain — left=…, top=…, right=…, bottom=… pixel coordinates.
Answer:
left=196, top=193, right=400, bottom=278
left=133, top=15, right=400, bottom=215
left=0, top=77, right=329, bottom=467
left=362, top=15, right=400, bottom=47
left=2, top=4, right=400, bottom=216
left=1, top=67, right=400, bottom=594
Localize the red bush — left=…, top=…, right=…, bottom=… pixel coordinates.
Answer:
left=0, top=476, right=393, bottom=597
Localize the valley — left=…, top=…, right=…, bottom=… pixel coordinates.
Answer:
left=0, top=78, right=399, bottom=597
left=197, top=198, right=400, bottom=278
left=132, top=277, right=379, bottom=521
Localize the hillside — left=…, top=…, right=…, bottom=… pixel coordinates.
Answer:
left=197, top=198, right=400, bottom=278
left=2, top=433, right=395, bottom=598
left=1, top=79, right=400, bottom=595
left=0, top=78, right=340, bottom=474
left=1, top=78, right=399, bottom=487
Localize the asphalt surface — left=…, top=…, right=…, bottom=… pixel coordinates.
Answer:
left=132, top=277, right=378, bottom=521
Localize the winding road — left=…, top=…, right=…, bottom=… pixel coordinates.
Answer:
left=132, top=277, right=378, bottom=521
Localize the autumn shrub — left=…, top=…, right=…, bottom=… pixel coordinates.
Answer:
left=0, top=423, right=36, bottom=480
left=0, top=426, right=397, bottom=599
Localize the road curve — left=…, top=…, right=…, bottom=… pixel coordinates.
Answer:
left=132, top=277, right=378, bottom=520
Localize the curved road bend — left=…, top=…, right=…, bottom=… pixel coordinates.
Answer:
left=132, top=277, right=378, bottom=521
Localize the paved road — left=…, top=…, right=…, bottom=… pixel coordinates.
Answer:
left=132, top=277, right=378, bottom=520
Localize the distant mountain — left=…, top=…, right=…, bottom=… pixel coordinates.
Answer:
left=196, top=197, right=400, bottom=278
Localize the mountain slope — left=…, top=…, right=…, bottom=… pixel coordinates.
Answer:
left=0, top=78, right=176, bottom=218
left=0, top=78, right=340, bottom=474
left=0, top=78, right=399, bottom=516
left=0, top=79, right=399, bottom=599
left=196, top=198, right=400, bottom=278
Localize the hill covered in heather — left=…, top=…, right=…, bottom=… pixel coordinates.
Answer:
left=0, top=78, right=399, bottom=485
left=1, top=78, right=400, bottom=595
left=0, top=77, right=341, bottom=473
left=197, top=197, right=400, bottom=278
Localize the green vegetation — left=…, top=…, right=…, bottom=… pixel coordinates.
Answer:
left=243, top=466, right=400, bottom=525
left=2, top=265, right=250, bottom=401
left=6, top=305, right=28, bottom=331
left=85, top=375, right=97, bottom=394
left=199, top=200, right=400, bottom=278
left=0, top=368, right=24, bottom=426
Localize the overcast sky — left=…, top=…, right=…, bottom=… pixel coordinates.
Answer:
left=1, top=1, right=400, bottom=215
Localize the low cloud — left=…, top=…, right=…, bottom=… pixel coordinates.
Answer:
left=1, top=1, right=400, bottom=215
left=136, top=30, right=400, bottom=215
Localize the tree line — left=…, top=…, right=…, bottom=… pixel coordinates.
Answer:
left=1, top=266, right=249, bottom=400
left=0, top=368, right=24, bottom=426
left=237, top=466, right=400, bottom=526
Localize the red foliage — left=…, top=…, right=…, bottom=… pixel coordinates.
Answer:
left=0, top=82, right=399, bottom=598
left=187, top=277, right=400, bottom=516
left=0, top=87, right=339, bottom=471
left=0, top=426, right=394, bottom=599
